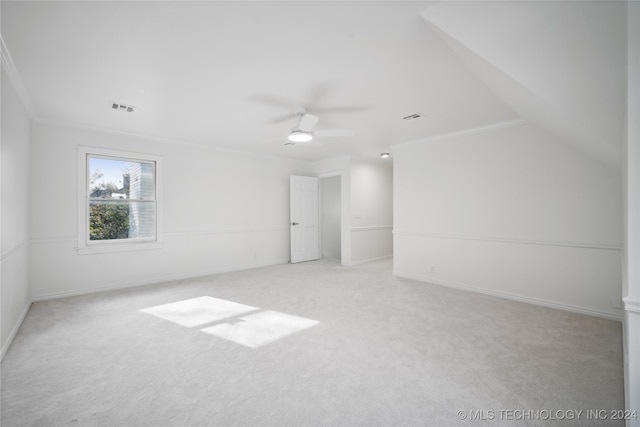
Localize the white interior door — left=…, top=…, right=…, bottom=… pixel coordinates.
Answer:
left=290, top=175, right=319, bottom=263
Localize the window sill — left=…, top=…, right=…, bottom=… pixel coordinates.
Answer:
left=76, top=241, right=163, bottom=255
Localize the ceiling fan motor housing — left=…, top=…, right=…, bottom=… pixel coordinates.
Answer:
left=288, top=129, right=313, bottom=143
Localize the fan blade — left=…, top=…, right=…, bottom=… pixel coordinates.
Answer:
left=286, top=140, right=320, bottom=148
left=312, top=106, right=369, bottom=114
left=314, top=129, right=355, bottom=137
left=268, top=113, right=296, bottom=124
left=299, top=113, right=319, bottom=131
left=250, top=93, right=295, bottom=109
left=261, top=136, right=287, bottom=145
left=305, top=82, right=332, bottom=107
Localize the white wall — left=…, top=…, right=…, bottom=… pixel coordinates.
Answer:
left=1, top=67, right=33, bottom=359
left=393, top=120, right=623, bottom=319
left=350, top=158, right=393, bottom=265
left=29, top=121, right=312, bottom=299
left=320, top=176, right=341, bottom=259
left=623, top=0, right=640, bottom=421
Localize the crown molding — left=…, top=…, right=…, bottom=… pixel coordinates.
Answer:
left=1, top=35, right=37, bottom=118
left=33, top=116, right=310, bottom=164
left=391, top=118, right=527, bottom=151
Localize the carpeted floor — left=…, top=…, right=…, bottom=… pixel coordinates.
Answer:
left=1, top=258, right=624, bottom=426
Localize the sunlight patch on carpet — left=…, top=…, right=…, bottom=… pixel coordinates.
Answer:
left=141, top=297, right=319, bottom=348
left=200, top=310, right=319, bottom=348
left=140, top=296, right=257, bottom=327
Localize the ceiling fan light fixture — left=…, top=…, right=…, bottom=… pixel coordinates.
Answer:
left=288, top=130, right=313, bottom=143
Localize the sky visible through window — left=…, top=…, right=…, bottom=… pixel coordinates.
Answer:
left=89, top=157, right=133, bottom=188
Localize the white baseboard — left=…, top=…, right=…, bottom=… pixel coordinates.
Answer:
left=394, top=270, right=623, bottom=322
left=349, top=254, right=392, bottom=266
left=1, top=300, right=32, bottom=362
left=32, top=258, right=289, bottom=302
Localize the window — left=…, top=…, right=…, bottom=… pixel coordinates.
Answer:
left=77, top=147, right=162, bottom=254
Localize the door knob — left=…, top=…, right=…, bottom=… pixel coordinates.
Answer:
left=291, top=222, right=299, bottom=226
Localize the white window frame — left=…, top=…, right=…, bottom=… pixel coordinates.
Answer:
left=77, top=146, right=163, bottom=254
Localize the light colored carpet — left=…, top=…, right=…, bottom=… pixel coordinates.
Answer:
left=1, top=258, right=624, bottom=426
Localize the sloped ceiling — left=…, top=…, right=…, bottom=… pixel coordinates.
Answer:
left=420, top=1, right=627, bottom=169
left=1, top=1, right=518, bottom=162
left=2, top=1, right=627, bottom=165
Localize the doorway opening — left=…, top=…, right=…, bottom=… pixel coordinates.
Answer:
left=320, top=175, right=341, bottom=261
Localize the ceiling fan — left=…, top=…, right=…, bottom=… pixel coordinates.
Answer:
left=266, top=107, right=355, bottom=146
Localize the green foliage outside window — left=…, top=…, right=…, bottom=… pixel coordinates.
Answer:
left=89, top=168, right=130, bottom=241
left=89, top=203, right=129, bottom=240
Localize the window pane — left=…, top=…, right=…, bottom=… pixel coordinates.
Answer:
left=89, top=200, right=155, bottom=241
left=88, top=155, right=156, bottom=243
left=127, top=201, right=156, bottom=239
left=89, top=157, right=155, bottom=200
left=89, top=200, right=131, bottom=240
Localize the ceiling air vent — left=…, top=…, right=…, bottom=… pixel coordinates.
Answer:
left=111, top=102, right=136, bottom=113
left=402, top=112, right=423, bottom=121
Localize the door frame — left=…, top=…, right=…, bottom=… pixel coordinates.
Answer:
left=318, top=171, right=349, bottom=266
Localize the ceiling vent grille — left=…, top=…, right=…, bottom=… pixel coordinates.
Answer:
left=111, top=102, right=136, bottom=113
left=402, top=113, right=423, bottom=121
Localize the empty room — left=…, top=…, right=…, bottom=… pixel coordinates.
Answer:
left=2, top=1, right=639, bottom=426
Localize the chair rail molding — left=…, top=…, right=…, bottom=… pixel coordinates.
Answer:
left=393, top=230, right=621, bottom=251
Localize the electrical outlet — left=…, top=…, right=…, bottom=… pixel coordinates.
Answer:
left=430, top=266, right=436, bottom=274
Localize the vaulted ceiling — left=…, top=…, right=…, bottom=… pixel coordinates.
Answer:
left=1, top=1, right=627, bottom=165
left=421, top=1, right=627, bottom=168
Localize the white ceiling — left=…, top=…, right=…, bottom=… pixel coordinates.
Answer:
left=421, top=0, right=627, bottom=168
left=1, top=1, right=626, bottom=165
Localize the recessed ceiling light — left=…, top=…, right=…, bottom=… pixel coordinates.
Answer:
left=380, top=153, right=390, bottom=158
